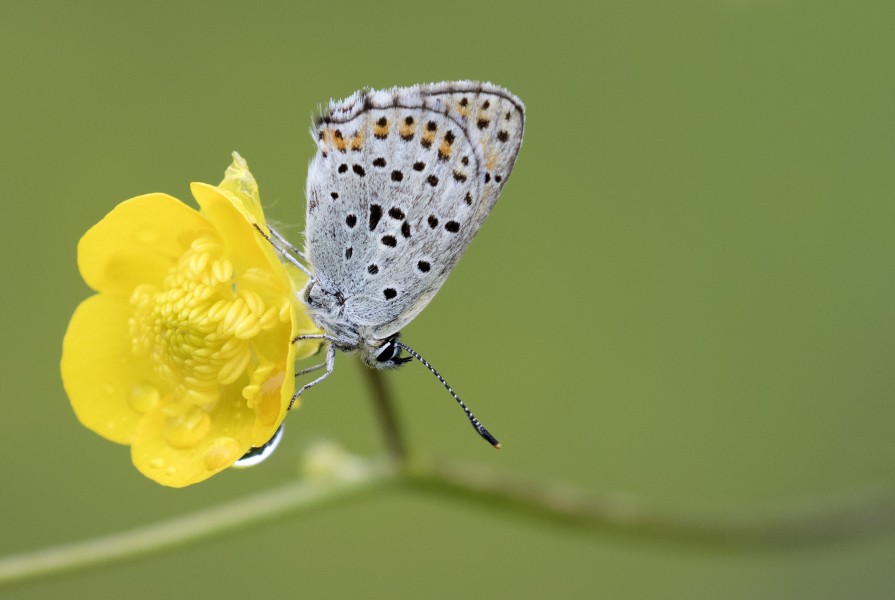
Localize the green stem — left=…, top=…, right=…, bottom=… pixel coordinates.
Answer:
left=3, top=458, right=895, bottom=589
left=408, top=461, right=895, bottom=548
left=0, top=458, right=396, bottom=589
left=361, top=366, right=408, bottom=465
left=4, top=372, right=895, bottom=587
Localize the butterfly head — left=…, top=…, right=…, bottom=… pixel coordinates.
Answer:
left=364, top=335, right=412, bottom=370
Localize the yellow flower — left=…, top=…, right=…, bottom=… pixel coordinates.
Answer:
left=61, top=153, right=321, bottom=487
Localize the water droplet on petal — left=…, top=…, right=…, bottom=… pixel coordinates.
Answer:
left=149, top=458, right=164, bottom=469
left=165, top=466, right=177, bottom=475
left=102, top=384, right=115, bottom=395
left=233, top=424, right=285, bottom=468
left=204, top=437, right=242, bottom=471
left=127, top=382, right=160, bottom=413
left=163, top=407, right=211, bottom=449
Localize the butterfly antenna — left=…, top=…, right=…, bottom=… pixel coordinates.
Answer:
left=395, top=341, right=501, bottom=449
left=252, top=223, right=314, bottom=279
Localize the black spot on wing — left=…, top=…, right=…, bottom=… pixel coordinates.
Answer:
left=369, top=204, right=383, bottom=231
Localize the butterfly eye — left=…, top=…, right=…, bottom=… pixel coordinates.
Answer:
left=376, top=341, right=397, bottom=362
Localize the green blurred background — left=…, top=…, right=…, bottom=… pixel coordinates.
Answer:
left=3, top=0, right=895, bottom=597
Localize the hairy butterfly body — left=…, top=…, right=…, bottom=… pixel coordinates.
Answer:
left=242, top=81, right=524, bottom=462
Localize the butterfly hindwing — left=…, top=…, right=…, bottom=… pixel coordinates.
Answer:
left=305, top=81, right=524, bottom=339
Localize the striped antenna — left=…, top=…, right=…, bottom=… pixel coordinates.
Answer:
left=395, top=341, right=501, bottom=449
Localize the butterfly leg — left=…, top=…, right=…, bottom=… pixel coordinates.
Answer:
left=268, top=226, right=308, bottom=262
left=292, top=333, right=342, bottom=344
left=252, top=223, right=314, bottom=279
left=288, top=343, right=336, bottom=410
left=295, top=362, right=325, bottom=377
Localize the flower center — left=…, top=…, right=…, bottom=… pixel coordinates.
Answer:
left=129, top=235, right=287, bottom=411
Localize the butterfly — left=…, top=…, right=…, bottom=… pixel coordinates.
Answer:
left=250, top=81, right=524, bottom=459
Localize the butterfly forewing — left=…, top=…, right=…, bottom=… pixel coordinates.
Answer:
left=305, top=81, right=524, bottom=339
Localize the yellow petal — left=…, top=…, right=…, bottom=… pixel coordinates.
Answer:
left=216, top=152, right=266, bottom=226
left=131, top=386, right=256, bottom=487
left=61, top=294, right=160, bottom=444
left=190, top=182, right=277, bottom=280
left=66, top=155, right=309, bottom=487
left=252, top=367, right=290, bottom=441
left=78, top=194, right=212, bottom=296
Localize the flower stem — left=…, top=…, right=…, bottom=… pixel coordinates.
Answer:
left=4, top=373, right=895, bottom=587
left=3, top=458, right=895, bottom=589
left=408, top=462, right=895, bottom=548
left=0, top=457, right=397, bottom=589
left=361, top=366, right=408, bottom=465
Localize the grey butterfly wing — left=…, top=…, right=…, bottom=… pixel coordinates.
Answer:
left=305, top=81, right=525, bottom=340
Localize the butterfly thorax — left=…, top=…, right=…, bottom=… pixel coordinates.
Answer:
left=302, top=279, right=360, bottom=345
left=301, top=279, right=393, bottom=367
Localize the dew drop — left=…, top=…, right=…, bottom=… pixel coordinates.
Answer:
left=127, top=382, right=160, bottom=413
left=233, top=425, right=285, bottom=468
left=204, top=437, right=242, bottom=470
left=149, top=457, right=164, bottom=469
left=163, top=407, right=211, bottom=449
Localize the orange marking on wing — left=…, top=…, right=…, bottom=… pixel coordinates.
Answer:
left=400, top=121, right=416, bottom=140
left=333, top=129, right=347, bottom=152
left=438, top=139, right=453, bottom=160
left=456, top=97, right=471, bottom=117
left=350, top=130, right=364, bottom=151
